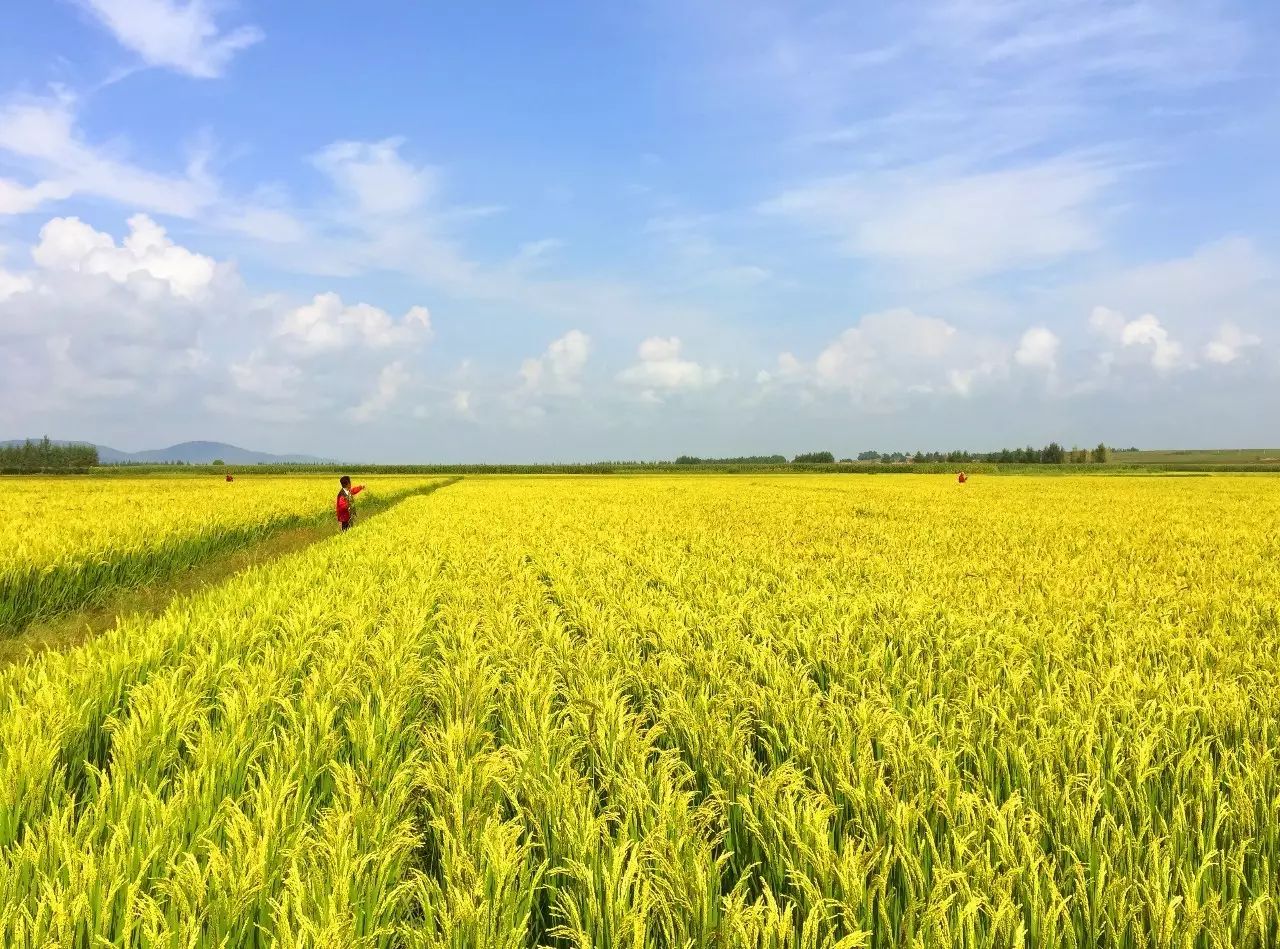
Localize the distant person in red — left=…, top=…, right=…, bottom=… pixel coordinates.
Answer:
left=957, top=471, right=967, bottom=484
left=225, top=474, right=234, bottom=482
left=336, top=475, right=365, bottom=531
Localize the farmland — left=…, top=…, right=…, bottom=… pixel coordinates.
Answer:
left=1, top=474, right=1277, bottom=946
left=1, top=475, right=445, bottom=631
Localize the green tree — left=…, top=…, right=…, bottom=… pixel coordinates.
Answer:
left=1091, top=443, right=1110, bottom=463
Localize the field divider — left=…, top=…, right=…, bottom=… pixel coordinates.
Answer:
left=0, top=476, right=462, bottom=669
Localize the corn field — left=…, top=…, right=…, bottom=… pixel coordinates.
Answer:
left=1, top=474, right=1277, bottom=947
left=1, top=475, right=442, bottom=631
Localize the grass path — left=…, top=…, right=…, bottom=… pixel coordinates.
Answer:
left=0, top=476, right=461, bottom=670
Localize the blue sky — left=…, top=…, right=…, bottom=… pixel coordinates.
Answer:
left=2, top=0, right=1278, bottom=461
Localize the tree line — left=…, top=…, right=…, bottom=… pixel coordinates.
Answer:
left=675, top=455, right=788, bottom=465
left=900, top=443, right=1113, bottom=464
left=674, top=444, right=1130, bottom=466
left=677, top=452, right=841, bottom=464
left=0, top=437, right=99, bottom=471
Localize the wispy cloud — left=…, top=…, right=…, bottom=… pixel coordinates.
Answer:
left=761, top=156, right=1118, bottom=280
left=0, top=93, right=216, bottom=217
left=0, top=92, right=304, bottom=243
left=71, top=0, right=263, bottom=78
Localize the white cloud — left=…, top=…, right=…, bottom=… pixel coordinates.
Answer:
left=33, top=214, right=217, bottom=299
left=1090, top=305, right=1193, bottom=372
left=756, top=351, right=802, bottom=384
left=932, top=0, right=1246, bottom=87
left=0, top=107, right=720, bottom=343
left=520, top=329, right=590, bottom=393
left=1081, top=239, right=1277, bottom=334
left=74, top=0, right=263, bottom=78
left=1120, top=314, right=1181, bottom=369
left=275, top=293, right=431, bottom=354
left=766, top=308, right=1010, bottom=407
left=225, top=290, right=434, bottom=424
left=312, top=139, right=436, bottom=218
left=618, top=336, right=723, bottom=393
left=1, top=216, right=233, bottom=414
left=348, top=362, right=411, bottom=422
left=1089, top=308, right=1188, bottom=372
left=0, top=95, right=301, bottom=241
left=511, top=239, right=563, bottom=273
left=0, top=95, right=217, bottom=218
left=639, top=336, right=682, bottom=362
left=217, top=204, right=308, bottom=244
left=1204, top=323, right=1261, bottom=365
left=1014, top=326, right=1059, bottom=370
left=762, top=158, right=1114, bottom=280
left=452, top=390, right=472, bottom=416
left=0, top=214, right=442, bottom=437
left=1088, top=304, right=1128, bottom=341
left=0, top=177, right=72, bottom=214
left=0, top=268, right=33, bottom=301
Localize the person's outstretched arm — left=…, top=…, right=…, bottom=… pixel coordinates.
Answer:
left=352, top=484, right=365, bottom=495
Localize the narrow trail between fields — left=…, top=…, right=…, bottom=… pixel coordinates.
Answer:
left=0, top=476, right=462, bottom=671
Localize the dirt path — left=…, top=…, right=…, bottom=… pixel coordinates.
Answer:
left=0, top=477, right=460, bottom=670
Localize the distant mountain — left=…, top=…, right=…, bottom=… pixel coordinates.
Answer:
left=104, top=440, right=333, bottom=465
left=2, top=439, right=332, bottom=465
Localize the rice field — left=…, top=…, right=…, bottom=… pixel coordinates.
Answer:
left=1, top=474, right=1277, bottom=947
left=0, top=475, right=443, bottom=630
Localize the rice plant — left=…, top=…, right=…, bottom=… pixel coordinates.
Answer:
left=0, top=475, right=444, bottom=630
left=0, top=474, right=1276, bottom=947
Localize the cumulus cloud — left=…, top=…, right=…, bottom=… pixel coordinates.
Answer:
left=348, top=361, right=411, bottom=422
left=228, top=355, right=302, bottom=405
left=1, top=213, right=437, bottom=437
left=782, top=308, right=1008, bottom=406
left=618, top=336, right=723, bottom=397
left=1088, top=304, right=1127, bottom=341
left=33, top=214, right=217, bottom=299
left=1204, top=323, right=1261, bottom=365
left=275, top=292, right=432, bottom=354
left=223, top=291, right=434, bottom=423
left=1091, top=306, right=1188, bottom=371
left=1, top=217, right=232, bottom=416
left=1121, top=314, right=1185, bottom=371
left=1014, top=326, right=1060, bottom=370
left=74, top=0, right=263, bottom=78
left=520, top=329, right=590, bottom=393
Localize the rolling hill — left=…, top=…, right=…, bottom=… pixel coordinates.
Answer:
left=2, top=439, right=332, bottom=465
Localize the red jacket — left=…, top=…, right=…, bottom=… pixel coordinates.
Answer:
left=335, top=485, right=364, bottom=523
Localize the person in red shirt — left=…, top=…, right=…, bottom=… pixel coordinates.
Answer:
left=336, top=475, right=365, bottom=531
left=957, top=471, right=967, bottom=484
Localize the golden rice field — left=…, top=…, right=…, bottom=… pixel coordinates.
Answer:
left=1, top=474, right=1278, bottom=947
left=0, top=475, right=443, bottom=630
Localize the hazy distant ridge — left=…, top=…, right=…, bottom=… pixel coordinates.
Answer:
left=1, top=439, right=331, bottom=465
